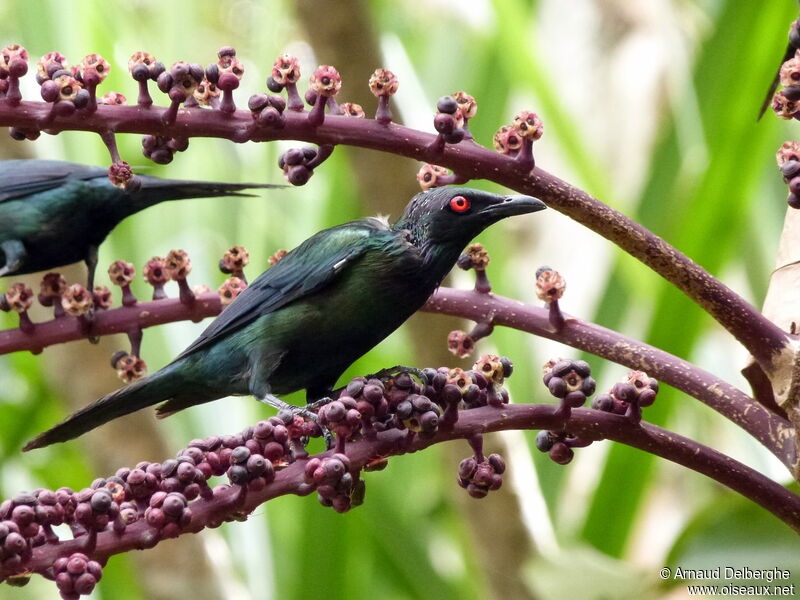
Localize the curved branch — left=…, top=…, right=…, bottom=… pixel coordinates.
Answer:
left=3, top=403, right=798, bottom=583
left=0, top=292, right=221, bottom=354
left=0, top=286, right=793, bottom=470
left=0, top=99, right=788, bottom=368
left=423, top=289, right=797, bottom=470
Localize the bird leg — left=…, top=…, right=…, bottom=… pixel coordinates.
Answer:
left=85, top=245, right=98, bottom=292
left=367, top=365, right=428, bottom=385
left=85, top=244, right=100, bottom=342
left=0, top=239, right=26, bottom=277
left=257, top=393, right=334, bottom=449
left=257, top=393, right=313, bottom=416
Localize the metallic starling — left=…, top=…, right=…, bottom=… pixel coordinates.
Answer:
left=24, top=187, right=545, bottom=450
left=0, top=159, right=282, bottom=290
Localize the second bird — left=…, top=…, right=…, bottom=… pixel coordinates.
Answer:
left=24, top=186, right=546, bottom=450
left=0, top=159, right=282, bottom=290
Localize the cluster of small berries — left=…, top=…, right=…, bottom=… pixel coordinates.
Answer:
left=0, top=356, right=516, bottom=591
left=304, top=454, right=365, bottom=513
left=457, top=453, right=506, bottom=499
left=0, top=246, right=254, bottom=382
left=542, top=359, right=596, bottom=411
left=493, top=110, right=543, bottom=171
left=591, top=370, right=659, bottom=424
left=535, top=358, right=597, bottom=464
left=535, top=362, right=659, bottom=465
left=277, top=144, right=335, bottom=186
left=534, top=430, right=584, bottom=465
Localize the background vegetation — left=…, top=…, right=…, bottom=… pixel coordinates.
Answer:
left=0, top=0, right=798, bottom=598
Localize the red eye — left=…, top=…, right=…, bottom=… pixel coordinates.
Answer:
left=449, top=195, right=470, bottom=213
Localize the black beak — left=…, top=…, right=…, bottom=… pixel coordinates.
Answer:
left=482, top=194, right=547, bottom=218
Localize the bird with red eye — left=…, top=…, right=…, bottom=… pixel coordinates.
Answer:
left=449, top=194, right=470, bottom=213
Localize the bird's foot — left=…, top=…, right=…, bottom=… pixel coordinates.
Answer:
left=305, top=396, right=335, bottom=412
left=367, top=365, right=428, bottom=385
left=258, top=394, right=334, bottom=449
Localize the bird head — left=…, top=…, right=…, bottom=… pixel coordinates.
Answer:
left=394, top=187, right=546, bottom=250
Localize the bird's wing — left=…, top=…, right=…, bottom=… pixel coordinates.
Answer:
left=0, top=160, right=107, bottom=202
left=174, top=223, right=379, bottom=360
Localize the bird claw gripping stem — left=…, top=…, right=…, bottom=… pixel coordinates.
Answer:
left=363, top=364, right=429, bottom=385
left=255, top=396, right=331, bottom=450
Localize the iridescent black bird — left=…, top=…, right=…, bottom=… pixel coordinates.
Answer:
left=0, top=160, right=281, bottom=290
left=24, top=187, right=545, bottom=450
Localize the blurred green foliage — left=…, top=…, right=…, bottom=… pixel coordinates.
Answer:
left=0, top=1, right=799, bottom=598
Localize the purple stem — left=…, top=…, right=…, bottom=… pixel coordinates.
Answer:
left=427, top=133, right=446, bottom=154
left=0, top=286, right=791, bottom=468
left=307, top=94, right=326, bottom=127
left=53, top=301, right=65, bottom=319
left=305, top=144, right=334, bottom=169
left=421, top=288, right=796, bottom=470
left=468, top=320, right=494, bottom=341
left=474, top=269, right=491, bottom=294
left=177, top=280, right=194, bottom=306
left=742, top=362, right=787, bottom=418
left=439, top=172, right=471, bottom=186
left=84, top=83, right=98, bottom=113
left=0, top=292, right=221, bottom=354
left=3, top=403, right=799, bottom=583
left=375, top=95, right=392, bottom=124
left=161, top=99, right=180, bottom=125
left=548, top=299, right=565, bottom=330
left=467, top=434, right=484, bottom=462
left=151, top=282, right=166, bottom=301
left=462, top=119, right=473, bottom=141
left=219, top=88, right=236, bottom=114
left=553, top=398, right=571, bottom=421
left=285, top=83, right=304, bottom=111
left=516, top=138, right=534, bottom=171
left=100, top=131, right=122, bottom=164
left=326, top=96, right=341, bottom=115
left=6, top=76, right=21, bottom=105
left=18, top=311, right=34, bottom=335
left=136, top=81, right=153, bottom=107
left=127, top=326, right=142, bottom=357
left=220, top=91, right=235, bottom=114
left=120, top=284, right=137, bottom=307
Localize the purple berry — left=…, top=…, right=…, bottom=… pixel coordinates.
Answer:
left=436, top=96, right=458, bottom=114
left=549, top=442, right=574, bottom=465
left=535, top=430, right=554, bottom=452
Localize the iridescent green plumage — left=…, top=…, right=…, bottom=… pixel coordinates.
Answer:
left=0, top=160, right=281, bottom=288
left=24, top=187, right=545, bottom=450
